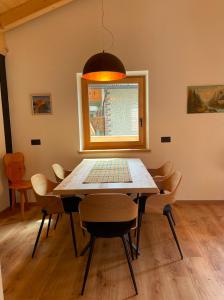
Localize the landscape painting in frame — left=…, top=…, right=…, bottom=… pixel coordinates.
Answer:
left=31, top=94, right=52, bottom=115
left=187, top=85, right=224, bottom=114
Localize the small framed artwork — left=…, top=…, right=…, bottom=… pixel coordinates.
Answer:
left=31, top=94, right=52, bottom=115
left=187, top=85, right=224, bottom=114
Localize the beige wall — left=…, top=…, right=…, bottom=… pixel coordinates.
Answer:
left=0, top=89, right=9, bottom=211
left=4, top=0, right=224, bottom=201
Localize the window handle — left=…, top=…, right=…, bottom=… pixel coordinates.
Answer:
left=139, top=118, right=143, bottom=127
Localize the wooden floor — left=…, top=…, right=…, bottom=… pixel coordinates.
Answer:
left=1, top=203, right=224, bottom=299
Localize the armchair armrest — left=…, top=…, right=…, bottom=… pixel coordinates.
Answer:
left=147, top=168, right=160, bottom=177
left=147, top=193, right=174, bottom=213
left=47, top=179, right=58, bottom=192
left=64, top=170, right=72, bottom=177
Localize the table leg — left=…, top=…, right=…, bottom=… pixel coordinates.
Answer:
left=135, top=194, right=147, bottom=258
left=136, top=211, right=143, bottom=259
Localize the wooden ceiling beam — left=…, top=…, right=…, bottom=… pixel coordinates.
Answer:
left=0, top=0, right=74, bottom=31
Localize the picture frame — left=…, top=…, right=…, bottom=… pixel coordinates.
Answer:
left=187, top=85, right=224, bottom=114
left=31, top=94, right=52, bottom=115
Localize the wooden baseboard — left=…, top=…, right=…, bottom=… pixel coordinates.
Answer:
left=0, top=202, right=38, bottom=216
left=176, top=200, right=224, bottom=204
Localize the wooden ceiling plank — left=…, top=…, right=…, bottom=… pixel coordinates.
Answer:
left=0, top=0, right=29, bottom=14
left=0, top=0, right=73, bottom=31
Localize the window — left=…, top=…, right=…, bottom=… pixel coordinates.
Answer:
left=77, top=71, right=149, bottom=151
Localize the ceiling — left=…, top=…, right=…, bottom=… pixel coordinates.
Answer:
left=0, top=1, right=29, bottom=15
left=0, top=0, right=73, bottom=31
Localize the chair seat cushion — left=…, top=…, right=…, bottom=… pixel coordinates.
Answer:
left=9, top=180, right=32, bottom=190
left=84, top=219, right=136, bottom=237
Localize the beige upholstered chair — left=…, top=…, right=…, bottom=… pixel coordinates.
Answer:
left=79, top=193, right=138, bottom=295
left=140, top=161, right=173, bottom=219
left=148, top=161, right=173, bottom=183
left=31, top=173, right=78, bottom=257
left=52, top=163, right=81, bottom=217
left=52, top=163, right=71, bottom=183
left=147, top=171, right=183, bottom=259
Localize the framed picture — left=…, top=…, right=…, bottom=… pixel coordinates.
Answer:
left=187, top=85, right=224, bottom=114
left=31, top=94, right=52, bottom=115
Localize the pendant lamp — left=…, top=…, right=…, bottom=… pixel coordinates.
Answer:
left=82, top=51, right=126, bottom=81
left=82, top=1, right=126, bottom=82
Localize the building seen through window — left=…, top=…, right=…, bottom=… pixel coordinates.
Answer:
left=88, top=83, right=139, bottom=142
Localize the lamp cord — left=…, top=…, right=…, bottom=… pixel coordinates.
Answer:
left=101, top=0, right=114, bottom=51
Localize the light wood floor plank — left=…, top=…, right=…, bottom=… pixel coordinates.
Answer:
left=1, top=203, right=224, bottom=299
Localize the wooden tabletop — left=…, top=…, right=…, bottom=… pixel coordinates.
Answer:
left=53, top=158, right=159, bottom=195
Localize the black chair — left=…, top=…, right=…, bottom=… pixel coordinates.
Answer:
left=79, top=193, right=138, bottom=296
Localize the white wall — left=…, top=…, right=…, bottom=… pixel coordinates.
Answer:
left=4, top=0, right=224, bottom=200
left=0, top=88, right=9, bottom=211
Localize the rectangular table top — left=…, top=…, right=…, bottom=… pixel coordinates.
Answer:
left=53, top=158, right=159, bottom=195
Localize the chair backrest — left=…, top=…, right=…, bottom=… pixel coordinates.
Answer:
left=161, top=171, right=182, bottom=197
left=31, top=173, right=49, bottom=196
left=158, top=161, right=173, bottom=177
left=3, top=152, right=25, bottom=183
left=31, top=173, right=63, bottom=214
left=52, top=163, right=65, bottom=183
left=79, top=193, right=138, bottom=224
left=147, top=171, right=182, bottom=212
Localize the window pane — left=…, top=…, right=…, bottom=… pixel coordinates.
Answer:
left=88, top=83, right=139, bottom=142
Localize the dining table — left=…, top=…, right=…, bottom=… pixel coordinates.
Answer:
left=53, top=158, right=159, bottom=256
left=53, top=158, right=158, bottom=195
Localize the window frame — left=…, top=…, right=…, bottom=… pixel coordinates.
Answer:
left=77, top=70, right=149, bottom=152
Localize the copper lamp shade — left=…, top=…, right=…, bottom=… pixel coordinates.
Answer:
left=82, top=52, right=126, bottom=81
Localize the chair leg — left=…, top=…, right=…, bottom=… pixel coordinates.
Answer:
left=69, top=213, right=78, bottom=257
left=46, top=214, right=52, bottom=238
left=80, top=239, right=91, bottom=256
left=128, top=232, right=134, bottom=260
left=32, top=212, right=46, bottom=258
left=164, top=210, right=183, bottom=260
left=24, top=190, right=29, bottom=207
left=81, top=235, right=96, bottom=295
left=121, top=236, right=138, bottom=295
left=20, top=191, right=25, bottom=220
left=170, top=208, right=176, bottom=226
left=11, top=190, right=16, bottom=210
left=54, top=213, right=60, bottom=230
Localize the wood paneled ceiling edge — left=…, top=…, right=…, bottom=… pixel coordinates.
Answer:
left=0, top=0, right=74, bottom=55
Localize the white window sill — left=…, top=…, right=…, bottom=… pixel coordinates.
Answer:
left=78, top=149, right=151, bottom=154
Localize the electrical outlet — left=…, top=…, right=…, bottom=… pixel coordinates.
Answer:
left=31, top=139, right=41, bottom=145
left=161, top=136, right=171, bottom=143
